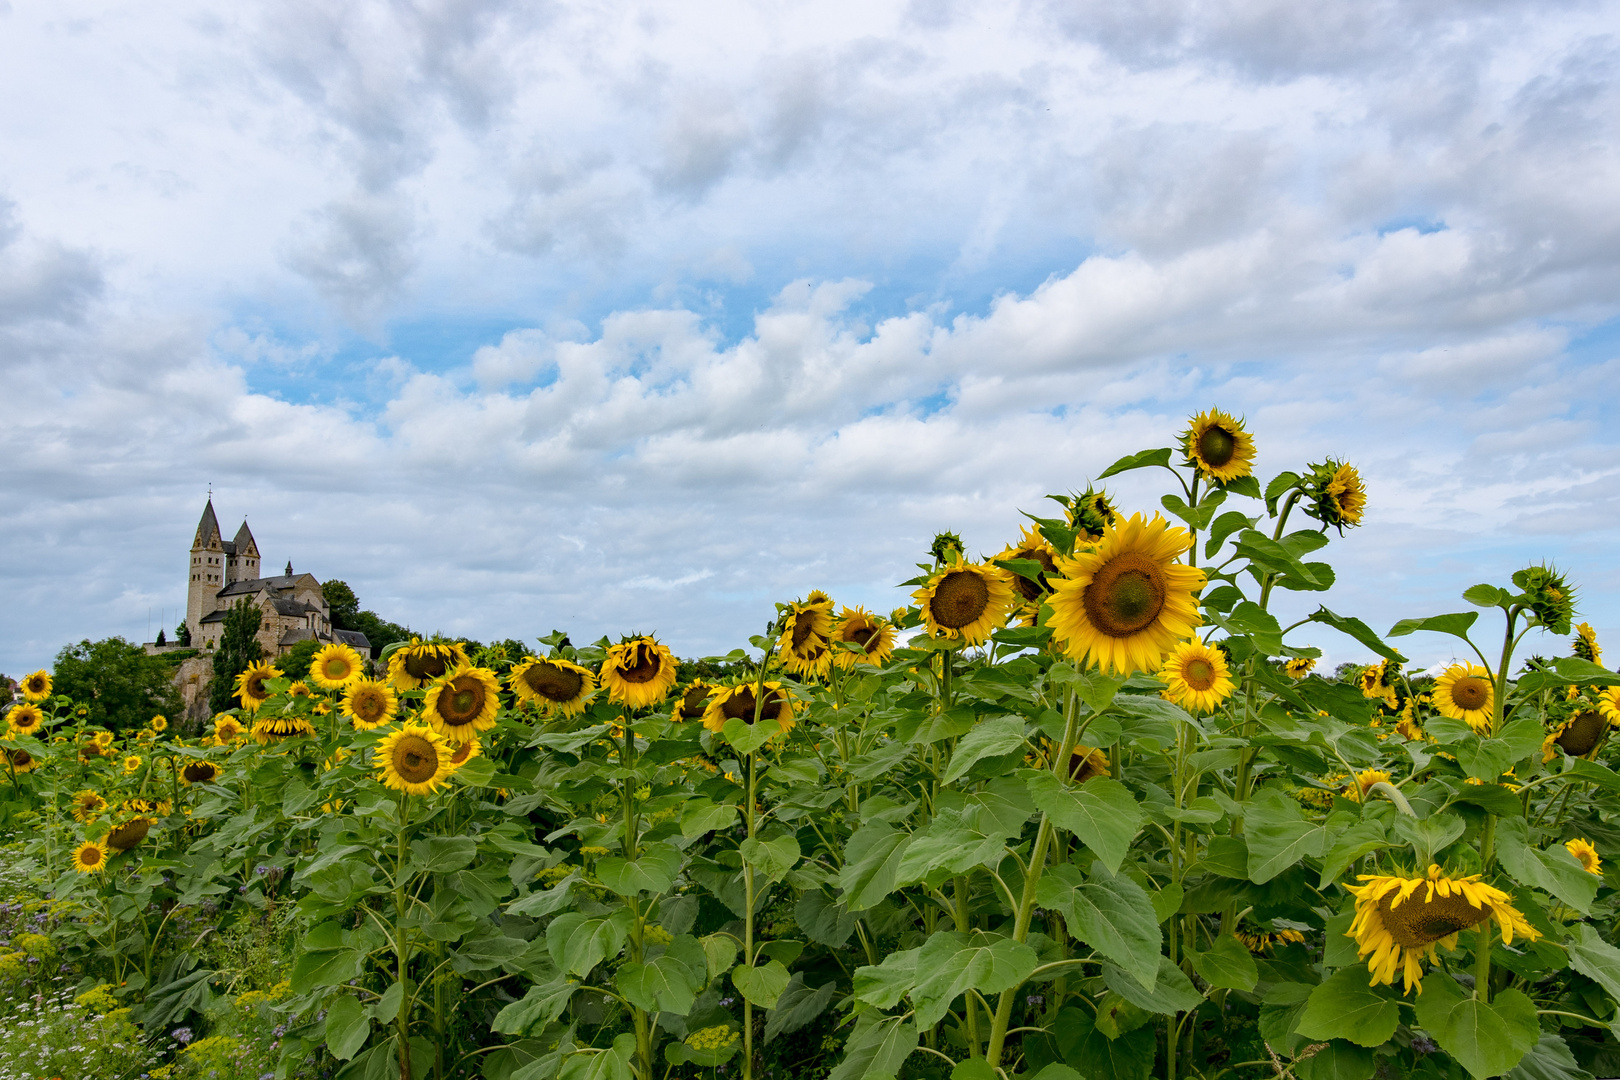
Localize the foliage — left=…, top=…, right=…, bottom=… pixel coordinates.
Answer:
left=210, top=598, right=264, bottom=714
left=3, top=410, right=1620, bottom=1080
left=50, top=636, right=183, bottom=733
left=325, top=579, right=414, bottom=656
left=280, top=638, right=323, bottom=681
left=175, top=620, right=193, bottom=647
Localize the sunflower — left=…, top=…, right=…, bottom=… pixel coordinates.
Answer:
left=829, top=607, right=898, bottom=669
left=701, top=683, right=796, bottom=736
left=1573, top=623, right=1603, bottom=666
left=423, top=667, right=502, bottom=741
left=670, top=681, right=717, bottom=722
left=996, top=526, right=1059, bottom=603
left=1067, top=489, right=1118, bottom=544
left=1566, top=839, right=1602, bottom=876
left=7, top=748, right=39, bottom=774
left=508, top=657, right=595, bottom=716
left=1047, top=513, right=1205, bottom=675
left=1553, top=710, right=1606, bottom=757
left=180, top=761, right=223, bottom=785
left=1237, top=926, right=1307, bottom=954
left=913, top=557, right=1017, bottom=647
left=1395, top=711, right=1425, bottom=741
left=1600, top=687, right=1620, bottom=727
left=122, top=755, right=143, bottom=775
left=1159, top=640, right=1235, bottom=714
left=309, top=643, right=364, bottom=691
left=446, top=737, right=482, bottom=770
left=340, top=679, right=397, bottom=731
left=1343, top=769, right=1392, bottom=802
left=72, top=840, right=110, bottom=874
left=375, top=724, right=454, bottom=796
left=1182, top=409, right=1256, bottom=484
left=1433, top=664, right=1494, bottom=733
left=234, top=661, right=283, bottom=711
left=601, top=637, right=678, bottom=709
left=1284, top=657, right=1315, bottom=679
left=250, top=713, right=316, bottom=745
left=212, top=715, right=245, bottom=743
left=107, top=817, right=154, bottom=851
left=1345, top=864, right=1537, bottom=995
left=780, top=593, right=836, bottom=678
left=1515, top=564, right=1575, bottom=636
left=71, top=790, right=107, bottom=822
left=20, top=669, right=52, bottom=703
left=150, top=715, right=168, bottom=733
left=1302, top=460, right=1366, bottom=532
left=7, top=704, right=44, bottom=737
left=94, top=730, right=114, bottom=749
left=929, top=533, right=965, bottom=565
left=287, top=681, right=313, bottom=699
left=1066, top=745, right=1110, bottom=784
left=1357, top=665, right=1391, bottom=702
left=386, top=639, right=471, bottom=691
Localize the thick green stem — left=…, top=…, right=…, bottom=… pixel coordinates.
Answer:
left=954, top=876, right=981, bottom=1056
left=743, top=749, right=757, bottom=1080
left=396, top=791, right=413, bottom=1080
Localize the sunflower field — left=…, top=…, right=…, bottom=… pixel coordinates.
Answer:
left=5, top=410, right=1620, bottom=1080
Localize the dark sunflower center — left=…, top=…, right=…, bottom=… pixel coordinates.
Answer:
left=524, top=662, right=583, bottom=702
left=11, top=750, right=32, bottom=768
left=25, top=676, right=46, bottom=693
left=1184, top=659, right=1215, bottom=691
left=933, top=571, right=990, bottom=629
left=183, top=763, right=216, bottom=783
left=438, top=678, right=485, bottom=724
left=849, top=626, right=877, bottom=647
left=721, top=687, right=785, bottom=724
left=1068, top=748, right=1105, bottom=783
left=1083, top=553, right=1168, bottom=637
left=353, top=690, right=387, bottom=723
left=404, top=652, right=447, bottom=680
left=449, top=743, right=474, bottom=766
left=620, top=646, right=662, bottom=684
left=1198, top=426, right=1237, bottom=467
left=109, top=820, right=151, bottom=851
left=395, top=736, right=439, bottom=783
left=1379, top=891, right=1489, bottom=947
left=678, top=686, right=712, bottom=717
left=246, top=674, right=269, bottom=698
left=82, top=848, right=103, bottom=866
left=1451, top=676, right=1490, bottom=711
left=791, top=618, right=818, bottom=650
left=1557, top=711, right=1605, bottom=756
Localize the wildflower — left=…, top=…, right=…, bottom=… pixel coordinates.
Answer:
left=601, top=637, right=679, bottom=708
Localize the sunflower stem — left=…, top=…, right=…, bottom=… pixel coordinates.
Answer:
left=395, top=789, right=414, bottom=1080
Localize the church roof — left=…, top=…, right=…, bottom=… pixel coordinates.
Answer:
left=233, top=521, right=259, bottom=557
left=193, top=499, right=221, bottom=549
left=216, top=572, right=316, bottom=598
left=334, top=628, right=372, bottom=651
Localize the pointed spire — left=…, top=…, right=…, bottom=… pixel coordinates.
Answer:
left=285, top=560, right=293, bottom=577
left=233, top=520, right=259, bottom=557
left=193, top=499, right=221, bottom=549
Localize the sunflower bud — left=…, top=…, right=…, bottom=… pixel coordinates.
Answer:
left=1513, top=564, right=1575, bottom=636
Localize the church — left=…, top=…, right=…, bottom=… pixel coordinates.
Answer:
left=184, top=499, right=371, bottom=658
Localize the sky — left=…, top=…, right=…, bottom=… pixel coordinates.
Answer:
left=3, top=0, right=1619, bottom=676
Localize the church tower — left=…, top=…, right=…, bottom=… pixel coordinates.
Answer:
left=228, top=521, right=260, bottom=583
left=186, top=499, right=226, bottom=641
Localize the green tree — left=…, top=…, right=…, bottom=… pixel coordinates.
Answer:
left=52, top=637, right=182, bottom=732
left=174, top=620, right=192, bottom=646
left=278, top=638, right=321, bottom=681
left=322, top=580, right=361, bottom=629
left=210, top=598, right=265, bottom=714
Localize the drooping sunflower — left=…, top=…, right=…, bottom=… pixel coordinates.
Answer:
left=341, top=678, right=398, bottom=731
left=310, top=643, right=365, bottom=691
left=386, top=639, right=471, bottom=691
left=1182, top=409, right=1256, bottom=484
left=1047, top=513, right=1205, bottom=675
left=670, top=681, right=717, bottom=723
left=71, top=789, right=107, bottom=823
left=1515, top=564, right=1575, bottom=636
left=829, top=607, right=898, bottom=669
left=1344, top=769, right=1393, bottom=802
left=1284, top=657, right=1315, bottom=679
left=779, top=593, right=836, bottom=678
left=423, top=667, right=502, bottom=741
left=149, top=715, right=168, bottom=733
left=1301, top=459, right=1366, bottom=532
left=508, top=656, right=595, bottom=717
left=250, top=712, right=316, bottom=745
left=20, top=669, right=52, bottom=703
left=1345, top=864, right=1537, bottom=995
left=1433, top=663, right=1494, bottom=733
left=1573, top=622, right=1603, bottom=666
left=107, top=816, right=154, bottom=851
left=7, top=704, right=44, bottom=737
left=1159, top=640, right=1235, bottom=714
left=995, top=526, right=1059, bottom=603
left=1566, top=839, right=1603, bottom=876
left=1395, top=711, right=1425, bottom=741
left=1237, top=926, right=1307, bottom=954
left=912, top=557, right=1017, bottom=647
left=180, top=760, right=223, bottom=785
left=212, top=715, right=245, bottom=743
left=1066, top=745, right=1110, bottom=784
left=234, top=661, right=283, bottom=711
left=1553, top=710, right=1607, bottom=757
left=7, top=748, right=39, bottom=774
left=701, top=682, right=796, bottom=736
left=72, top=839, right=110, bottom=874
left=601, top=637, right=678, bottom=709
left=375, top=723, right=453, bottom=796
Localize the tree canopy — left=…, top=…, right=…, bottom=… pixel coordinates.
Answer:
left=322, top=579, right=412, bottom=656
left=52, top=637, right=182, bottom=732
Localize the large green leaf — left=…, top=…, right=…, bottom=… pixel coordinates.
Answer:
left=680, top=800, right=738, bottom=837
left=731, top=960, right=791, bottom=1008
left=853, top=949, right=919, bottom=1008
left=1036, top=864, right=1162, bottom=989
left=324, top=994, right=370, bottom=1062
left=1191, top=934, right=1258, bottom=992
left=493, top=977, right=580, bottom=1035
left=1388, top=612, right=1479, bottom=641
left=1413, top=977, right=1540, bottom=1080
left=833, top=822, right=912, bottom=911
left=764, top=974, right=836, bottom=1044
left=1495, top=818, right=1598, bottom=915
left=1243, top=788, right=1328, bottom=884
left=795, top=890, right=856, bottom=947
left=1307, top=608, right=1407, bottom=663
left=617, top=935, right=706, bottom=1014
left=1097, top=446, right=1173, bottom=480
left=1566, top=923, right=1620, bottom=1004
left=594, top=842, right=682, bottom=897
left=1101, top=957, right=1204, bottom=1015
left=943, top=716, right=1027, bottom=785
left=1259, top=983, right=1314, bottom=1057
left=826, top=1015, right=917, bottom=1080
left=1317, top=820, right=1390, bottom=889
left=1025, top=774, right=1142, bottom=873
left=1294, top=968, right=1400, bottom=1047
left=909, top=931, right=1039, bottom=1027
left=739, top=835, right=800, bottom=884
left=1507, top=1031, right=1593, bottom=1080
left=409, top=835, right=478, bottom=873
left=895, top=809, right=1012, bottom=886
left=558, top=1034, right=636, bottom=1080
left=1052, top=1005, right=1155, bottom=1080
left=1297, top=1041, right=1376, bottom=1080
left=547, top=912, right=628, bottom=977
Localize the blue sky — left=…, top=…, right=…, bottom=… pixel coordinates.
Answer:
left=2, top=0, right=1619, bottom=677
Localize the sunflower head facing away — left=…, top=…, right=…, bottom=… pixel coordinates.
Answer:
left=996, top=526, right=1059, bottom=602
left=1159, top=640, right=1235, bottom=714
left=72, top=840, right=110, bottom=874
left=671, top=681, right=717, bottom=722
left=1067, top=489, right=1118, bottom=544
left=1047, top=513, right=1205, bottom=675
left=8, top=748, right=39, bottom=774
left=341, top=679, right=398, bottom=731
left=929, top=532, right=965, bottom=565
left=509, top=657, right=596, bottom=716
left=1553, top=710, right=1607, bottom=757
left=107, top=817, right=154, bottom=852
left=1284, top=657, right=1315, bottom=679
left=912, top=557, right=1017, bottom=648
left=702, top=683, right=796, bottom=737
left=234, top=661, right=283, bottom=711
left=1574, top=622, right=1603, bottom=666
left=311, top=643, right=365, bottom=691
left=1345, top=864, right=1537, bottom=995
left=1433, top=663, right=1495, bottom=734
left=20, top=669, right=52, bottom=703
left=1066, top=745, right=1110, bottom=784
left=251, top=713, right=316, bottom=745
left=424, top=668, right=502, bottom=741
left=181, top=760, right=223, bottom=785
left=1182, top=409, right=1256, bottom=484
left=830, top=607, right=897, bottom=669
left=1514, top=564, right=1576, bottom=636
left=7, top=704, right=44, bottom=737
left=1566, top=838, right=1603, bottom=876
left=376, top=723, right=453, bottom=796
left=779, top=594, right=836, bottom=678
left=601, top=637, right=678, bottom=709
left=1301, top=460, right=1366, bottom=533
left=386, top=639, right=471, bottom=691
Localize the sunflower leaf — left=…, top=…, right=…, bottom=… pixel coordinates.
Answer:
left=1295, top=967, right=1400, bottom=1047
left=1306, top=608, right=1407, bottom=663
left=1026, top=774, right=1142, bottom=873
left=765, top=974, right=837, bottom=1044
left=833, top=821, right=912, bottom=910
left=1036, top=863, right=1162, bottom=989
left=1097, top=447, right=1174, bottom=480
left=1413, top=977, right=1539, bottom=1080
left=731, top=960, right=791, bottom=1008
left=1242, top=788, right=1329, bottom=884
left=1053, top=1005, right=1155, bottom=1080
left=1205, top=512, right=1258, bottom=560
left=826, top=1014, right=918, bottom=1080
left=1495, top=818, right=1597, bottom=915
left=1190, top=934, right=1258, bottom=992
left=594, top=842, right=682, bottom=897
left=1387, top=612, right=1479, bottom=641
left=942, top=716, right=1027, bottom=785
left=1566, top=923, right=1620, bottom=1004
left=909, top=931, right=1039, bottom=1028
left=1463, top=584, right=1513, bottom=608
